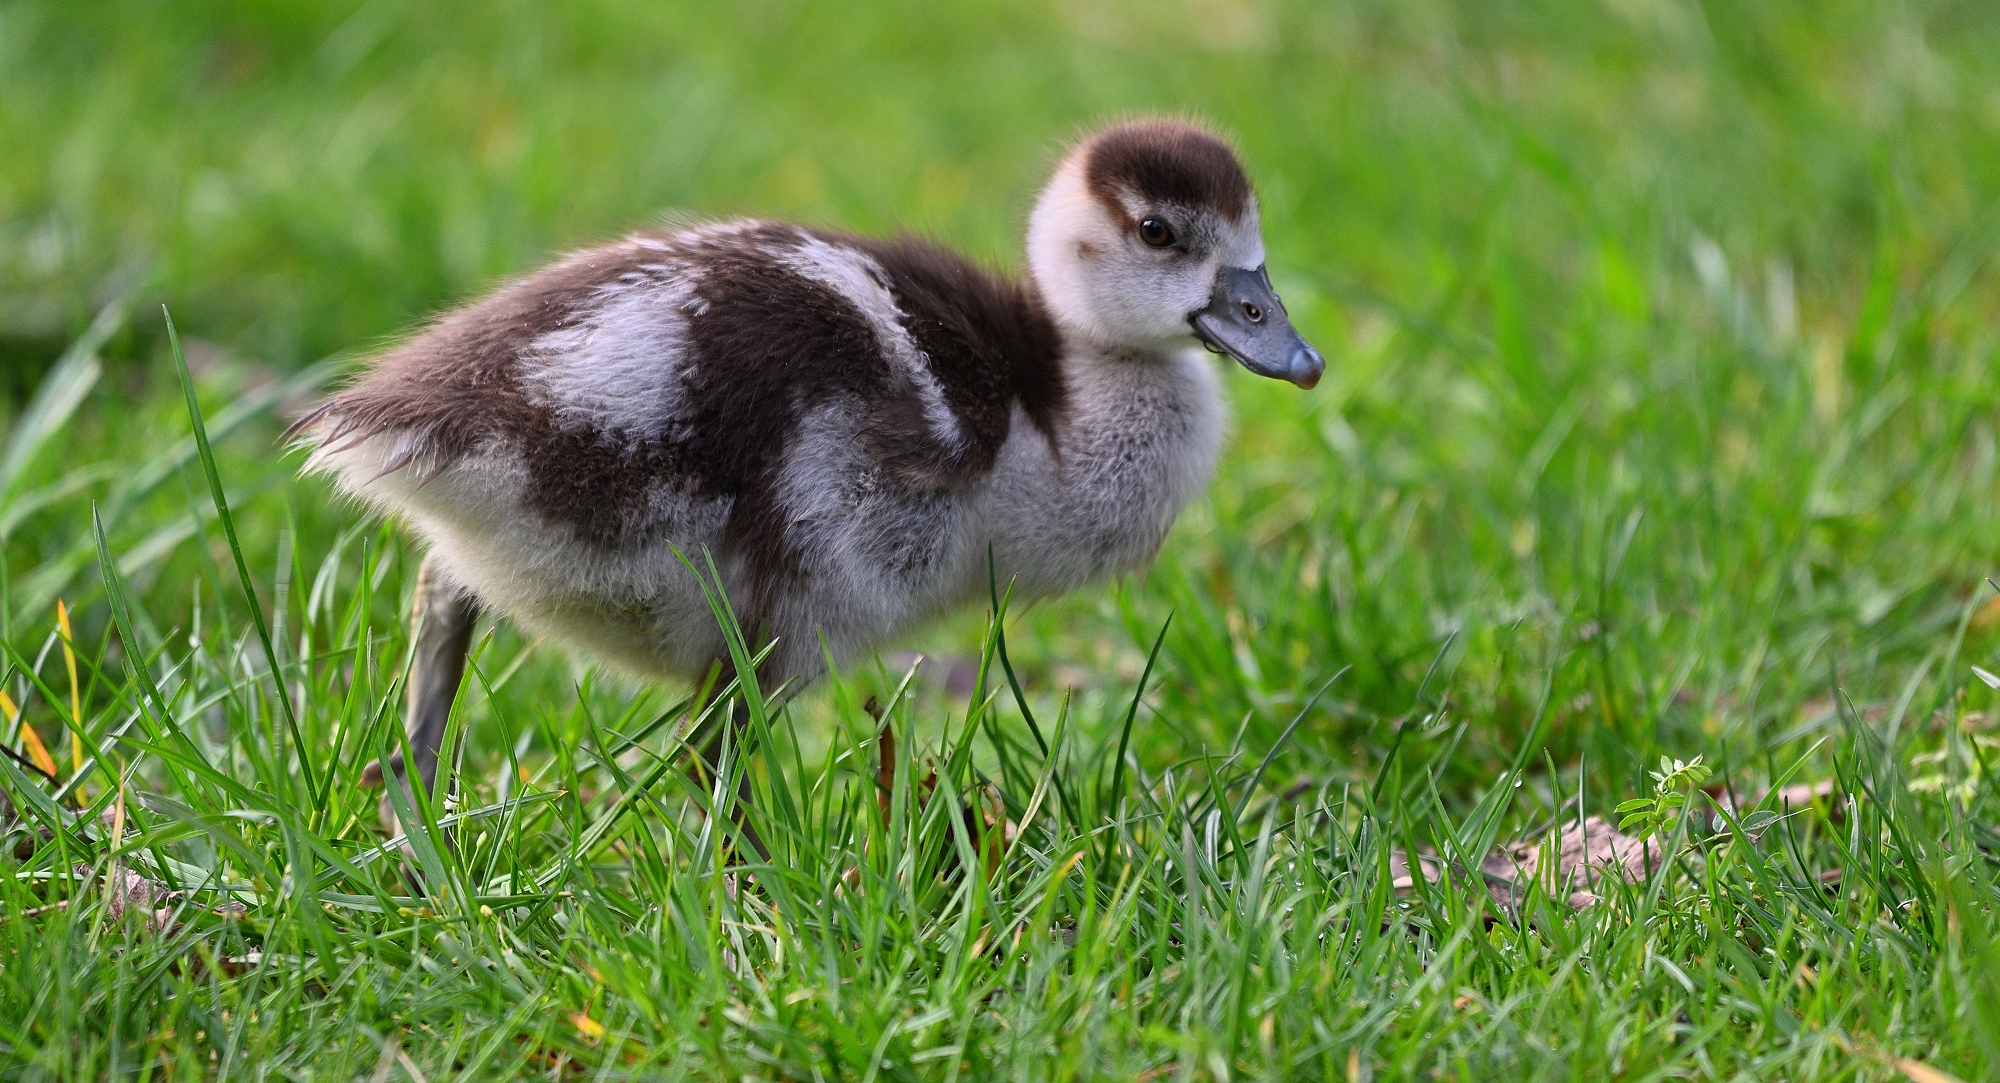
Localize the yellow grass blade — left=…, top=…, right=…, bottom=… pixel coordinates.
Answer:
left=3, top=690, right=57, bottom=778
left=109, top=781, right=127, bottom=853
left=1894, top=1059, right=1968, bottom=1083
left=570, top=1012, right=606, bottom=1040
left=57, top=600, right=82, bottom=777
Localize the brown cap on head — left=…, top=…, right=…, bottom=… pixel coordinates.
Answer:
left=1080, top=119, right=1254, bottom=224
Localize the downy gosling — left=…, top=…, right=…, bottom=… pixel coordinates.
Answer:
left=297, top=119, right=1324, bottom=838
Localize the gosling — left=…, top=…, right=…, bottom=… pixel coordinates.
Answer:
left=296, top=119, right=1323, bottom=839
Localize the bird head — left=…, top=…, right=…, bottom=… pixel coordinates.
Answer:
left=1026, top=119, right=1323, bottom=389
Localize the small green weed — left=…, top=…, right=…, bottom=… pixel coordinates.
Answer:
left=1614, top=755, right=1713, bottom=841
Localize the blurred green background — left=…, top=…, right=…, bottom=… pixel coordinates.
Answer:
left=6, top=0, right=2000, bottom=788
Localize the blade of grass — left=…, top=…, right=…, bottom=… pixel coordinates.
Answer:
left=163, top=306, right=318, bottom=806
left=1234, top=666, right=1347, bottom=823
left=1105, top=614, right=1171, bottom=816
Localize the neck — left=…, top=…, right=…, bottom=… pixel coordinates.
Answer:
left=982, top=333, right=1226, bottom=599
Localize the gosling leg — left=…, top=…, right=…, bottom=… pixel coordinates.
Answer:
left=361, top=553, right=481, bottom=832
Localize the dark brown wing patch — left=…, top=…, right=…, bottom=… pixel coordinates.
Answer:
left=830, top=231, right=1067, bottom=480
left=668, top=228, right=901, bottom=602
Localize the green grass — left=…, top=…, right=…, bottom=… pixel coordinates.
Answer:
left=4, top=0, right=2000, bottom=1078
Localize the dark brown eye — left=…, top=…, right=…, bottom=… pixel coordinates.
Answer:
left=1138, top=217, right=1176, bottom=248
left=1242, top=301, right=1262, bottom=322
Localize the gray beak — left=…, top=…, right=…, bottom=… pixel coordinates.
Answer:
left=1189, top=265, right=1324, bottom=390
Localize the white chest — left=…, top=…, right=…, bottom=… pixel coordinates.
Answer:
left=979, top=347, right=1226, bottom=599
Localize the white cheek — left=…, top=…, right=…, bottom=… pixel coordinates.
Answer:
left=1088, top=257, right=1213, bottom=342
left=1217, top=202, right=1266, bottom=270
left=1027, top=162, right=1121, bottom=341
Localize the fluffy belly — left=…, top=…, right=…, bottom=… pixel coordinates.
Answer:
left=387, top=449, right=985, bottom=686
left=318, top=439, right=736, bottom=679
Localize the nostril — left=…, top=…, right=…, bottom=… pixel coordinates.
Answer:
left=1242, top=301, right=1262, bottom=322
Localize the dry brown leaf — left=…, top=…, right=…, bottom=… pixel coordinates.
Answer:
left=1389, top=817, right=1669, bottom=912
left=97, top=864, right=176, bottom=929
left=54, top=863, right=246, bottom=935
left=1479, top=816, right=1663, bottom=910
left=1706, top=778, right=1843, bottom=827
left=1387, top=850, right=1444, bottom=894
